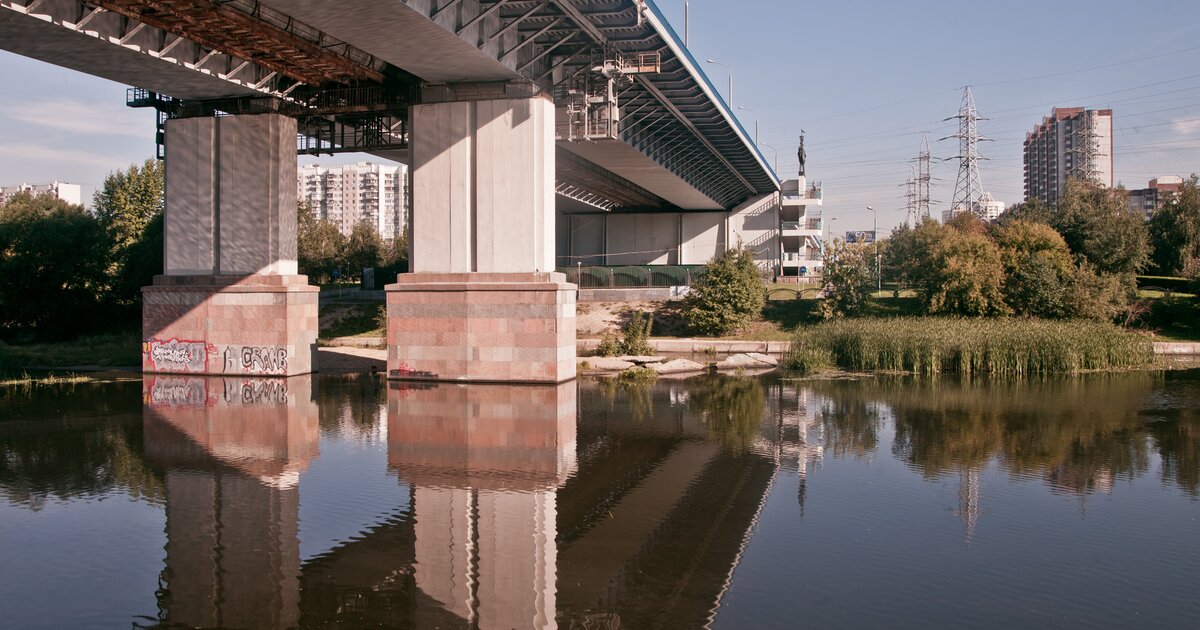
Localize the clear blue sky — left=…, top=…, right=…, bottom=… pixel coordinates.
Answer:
left=1, top=0, right=1197, bottom=232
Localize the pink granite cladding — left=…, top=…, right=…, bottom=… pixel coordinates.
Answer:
left=385, top=273, right=576, bottom=383
left=142, top=275, right=319, bottom=376
left=385, top=381, right=576, bottom=490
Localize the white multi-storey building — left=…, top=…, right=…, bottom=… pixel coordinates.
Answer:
left=0, top=181, right=83, bottom=207
left=1023, top=107, right=1114, bottom=204
left=297, top=162, right=407, bottom=240
left=777, top=177, right=824, bottom=281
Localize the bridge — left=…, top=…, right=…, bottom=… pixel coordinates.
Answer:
left=0, top=0, right=778, bottom=382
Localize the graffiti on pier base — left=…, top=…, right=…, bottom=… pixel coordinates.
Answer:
left=144, top=339, right=216, bottom=373
left=223, top=346, right=289, bottom=375
left=145, top=377, right=212, bottom=408
left=223, top=378, right=289, bottom=405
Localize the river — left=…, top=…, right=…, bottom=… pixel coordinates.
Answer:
left=1, top=370, right=1198, bottom=628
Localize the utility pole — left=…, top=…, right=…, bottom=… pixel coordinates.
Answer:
left=942, top=87, right=991, bottom=220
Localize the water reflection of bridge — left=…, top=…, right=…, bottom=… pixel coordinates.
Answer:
left=141, top=375, right=783, bottom=628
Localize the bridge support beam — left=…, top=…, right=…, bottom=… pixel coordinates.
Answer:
left=387, top=96, right=575, bottom=383
left=143, top=114, right=318, bottom=377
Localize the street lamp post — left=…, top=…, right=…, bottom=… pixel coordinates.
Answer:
left=866, top=206, right=880, bottom=297
left=737, top=106, right=758, bottom=145
left=705, top=58, right=732, bottom=108
left=761, top=143, right=779, bottom=174
left=826, top=216, right=838, bottom=246
left=685, top=0, right=689, bottom=47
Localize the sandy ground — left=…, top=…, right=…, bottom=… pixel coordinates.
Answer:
left=576, top=301, right=686, bottom=336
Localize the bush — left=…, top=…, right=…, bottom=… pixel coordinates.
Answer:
left=618, top=310, right=654, bottom=355
left=683, top=247, right=766, bottom=336
left=1065, top=264, right=1132, bottom=322
left=785, top=317, right=1153, bottom=376
left=819, top=240, right=874, bottom=319
left=593, top=310, right=655, bottom=357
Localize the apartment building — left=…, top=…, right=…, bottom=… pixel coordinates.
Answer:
left=297, top=162, right=407, bottom=240
left=0, top=181, right=82, bottom=207
left=1023, top=107, right=1113, bottom=204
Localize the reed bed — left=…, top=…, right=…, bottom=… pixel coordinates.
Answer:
left=786, top=317, right=1153, bottom=376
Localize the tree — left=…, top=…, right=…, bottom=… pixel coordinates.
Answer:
left=0, top=193, right=111, bottom=339
left=1148, top=175, right=1200, bottom=276
left=990, top=220, right=1074, bottom=318
left=944, top=210, right=989, bottom=237
left=344, top=220, right=384, bottom=279
left=819, top=239, right=874, bottom=318
left=925, top=229, right=1009, bottom=316
left=1065, top=262, right=1131, bottom=322
left=1053, top=178, right=1150, bottom=276
left=991, top=219, right=1075, bottom=275
left=297, top=203, right=346, bottom=283
left=381, top=225, right=410, bottom=268
left=93, top=159, right=165, bottom=250
left=995, top=198, right=1053, bottom=227
left=683, top=246, right=766, bottom=336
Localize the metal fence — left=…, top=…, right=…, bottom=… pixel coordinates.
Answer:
left=557, top=265, right=708, bottom=288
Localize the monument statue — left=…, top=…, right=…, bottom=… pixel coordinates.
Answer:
left=797, top=130, right=807, bottom=177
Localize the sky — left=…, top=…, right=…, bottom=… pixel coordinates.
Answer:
left=1, top=0, right=1198, bottom=233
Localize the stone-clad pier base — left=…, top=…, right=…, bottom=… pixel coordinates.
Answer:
left=143, top=274, right=318, bottom=377
left=386, top=273, right=575, bottom=384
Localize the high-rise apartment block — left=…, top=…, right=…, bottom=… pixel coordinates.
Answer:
left=1023, top=107, right=1113, bottom=204
left=297, top=162, right=407, bottom=240
left=0, top=181, right=82, bottom=207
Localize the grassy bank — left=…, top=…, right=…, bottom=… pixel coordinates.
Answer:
left=786, top=317, right=1154, bottom=376
left=0, top=332, right=142, bottom=374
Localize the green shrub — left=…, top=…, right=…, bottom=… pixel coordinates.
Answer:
left=619, top=310, right=654, bottom=355
left=592, top=310, right=655, bottom=357
left=785, top=317, right=1152, bottom=376
left=594, top=331, right=621, bottom=357
left=683, top=247, right=766, bottom=336
left=819, top=240, right=874, bottom=319
left=1065, top=265, right=1132, bottom=322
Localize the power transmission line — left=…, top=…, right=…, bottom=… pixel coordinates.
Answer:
left=942, top=86, right=991, bottom=218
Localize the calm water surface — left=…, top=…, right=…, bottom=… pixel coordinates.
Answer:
left=1, top=370, right=1198, bottom=628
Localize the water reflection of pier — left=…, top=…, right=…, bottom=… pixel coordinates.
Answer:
left=142, top=375, right=318, bottom=629
left=142, top=376, right=785, bottom=628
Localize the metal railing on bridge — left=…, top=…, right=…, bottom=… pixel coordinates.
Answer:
left=557, top=265, right=707, bottom=288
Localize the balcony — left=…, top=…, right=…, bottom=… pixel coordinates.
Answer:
left=781, top=181, right=823, bottom=206
left=781, top=218, right=822, bottom=236
left=780, top=251, right=822, bottom=267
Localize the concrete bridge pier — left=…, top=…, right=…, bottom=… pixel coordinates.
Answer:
left=142, top=113, right=318, bottom=376
left=388, top=95, right=576, bottom=383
